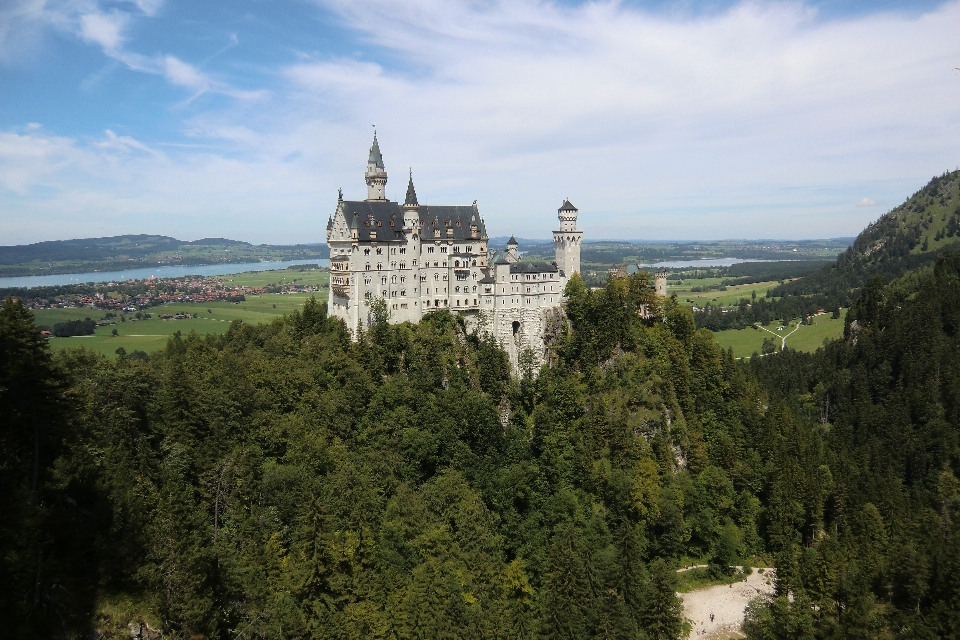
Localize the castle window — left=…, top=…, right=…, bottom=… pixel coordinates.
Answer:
left=428, top=246, right=434, bottom=253
left=455, top=286, right=460, bottom=293
left=440, top=246, right=447, bottom=253
left=391, top=276, right=397, bottom=284
left=466, top=245, right=473, bottom=252
left=365, top=263, right=370, bottom=270
left=364, top=277, right=371, bottom=285
left=434, top=274, right=440, bottom=281
left=420, top=275, right=426, bottom=282
left=364, top=248, right=370, bottom=255
left=472, top=286, right=477, bottom=292
left=401, top=290, right=406, bottom=296
left=377, top=221, right=382, bottom=227
left=377, top=263, right=382, bottom=270
left=400, top=247, right=406, bottom=254
left=454, top=260, right=460, bottom=267
left=391, top=248, right=396, bottom=254
left=400, top=276, right=406, bottom=283
left=412, top=260, right=417, bottom=266
left=376, top=248, right=382, bottom=255
left=381, top=276, right=387, bottom=285
left=400, top=262, right=406, bottom=270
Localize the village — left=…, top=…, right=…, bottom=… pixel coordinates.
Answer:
left=13, top=273, right=321, bottom=313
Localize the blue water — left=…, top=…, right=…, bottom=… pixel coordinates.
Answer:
left=637, top=258, right=793, bottom=268
left=0, top=259, right=329, bottom=289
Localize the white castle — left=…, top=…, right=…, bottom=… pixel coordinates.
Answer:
left=326, top=133, right=589, bottom=368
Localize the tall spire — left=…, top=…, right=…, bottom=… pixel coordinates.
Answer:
left=365, top=128, right=388, bottom=200
left=404, top=168, right=419, bottom=207
left=368, top=129, right=384, bottom=169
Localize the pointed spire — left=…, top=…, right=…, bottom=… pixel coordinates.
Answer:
left=405, top=168, right=419, bottom=206
left=507, top=235, right=518, bottom=246
left=368, top=129, right=384, bottom=169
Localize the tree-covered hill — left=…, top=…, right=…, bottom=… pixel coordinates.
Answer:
left=1, top=274, right=810, bottom=639
left=0, top=235, right=328, bottom=277
left=695, top=170, right=960, bottom=331
left=771, top=169, right=960, bottom=298
left=743, top=252, right=960, bottom=637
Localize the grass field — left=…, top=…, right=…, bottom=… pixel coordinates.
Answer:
left=36, top=268, right=328, bottom=357
left=672, top=279, right=781, bottom=307
left=712, top=309, right=847, bottom=359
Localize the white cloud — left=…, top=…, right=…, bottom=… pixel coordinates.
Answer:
left=3, top=0, right=960, bottom=243
left=79, top=11, right=126, bottom=51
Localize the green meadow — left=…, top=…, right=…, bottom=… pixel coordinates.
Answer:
left=36, top=269, right=328, bottom=357
left=712, top=309, right=848, bottom=359
left=672, top=278, right=782, bottom=307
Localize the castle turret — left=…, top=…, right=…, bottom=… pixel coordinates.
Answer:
left=505, top=235, right=519, bottom=263
left=553, top=199, right=582, bottom=276
left=365, top=131, right=387, bottom=200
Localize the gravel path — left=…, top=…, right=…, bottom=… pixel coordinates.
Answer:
left=679, top=569, right=776, bottom=639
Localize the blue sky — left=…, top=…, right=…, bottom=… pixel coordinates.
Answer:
left=1, top=0, right=959, bottom=245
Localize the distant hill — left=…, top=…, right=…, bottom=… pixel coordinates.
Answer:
left=0, top=235, right=328, bottom=277
left=773, top=169, right=960, bottom=297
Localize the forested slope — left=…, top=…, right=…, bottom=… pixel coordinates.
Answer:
left=2, top=273, right=830, bottom=639
left=744, top=252, right=960, bottom=637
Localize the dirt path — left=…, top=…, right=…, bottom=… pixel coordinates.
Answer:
left=679, top=569, right=775, bottom=639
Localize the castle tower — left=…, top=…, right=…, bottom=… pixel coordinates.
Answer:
left=365, top=131, right=387, bottom=200
left=553, top=199, right=582, bottom=276
left=505, top=236, right=520, bottom=263
left=655, top=268, right=668, bottom=296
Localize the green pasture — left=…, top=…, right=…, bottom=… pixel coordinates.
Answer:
left=711, top=309, right=847, bottom=359
left=673, top=279, right=781, bottom=307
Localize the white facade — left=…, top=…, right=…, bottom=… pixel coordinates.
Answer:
left=326, top=136, right=583, bottom=371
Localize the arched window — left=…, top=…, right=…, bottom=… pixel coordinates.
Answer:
left=365, top=263, right=370, bottom=271
left=377, top=263, right=382, bottom=270
left=391, top=275, right=397, bottom=284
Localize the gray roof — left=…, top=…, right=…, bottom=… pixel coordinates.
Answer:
left=368, top=134, right=384, bottom=169
left=559, top=199, right=577, bottom=212
left=339, top=200, right=488, bottom=242
left=507, top=235, right=518, bottom=245
left=405, top=170, right=418, bottom=206
left=509, top=261, right=558, bottom=274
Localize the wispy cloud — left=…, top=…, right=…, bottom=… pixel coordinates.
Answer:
left=2, top=0, right=960, bottom=244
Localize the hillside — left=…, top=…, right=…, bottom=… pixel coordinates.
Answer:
left=772, top=169, right=960, bottom=297
left=695, top=169, right=960, bottom=331
left=0, top=235, right=329, bottom=277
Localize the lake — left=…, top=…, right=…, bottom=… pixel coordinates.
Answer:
left=0, top=259, right=330, bottom=289
left=637, top=258, right=795, bottom=268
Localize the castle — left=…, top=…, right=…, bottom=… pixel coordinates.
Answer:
left=326, top=134, right=664, bottom=368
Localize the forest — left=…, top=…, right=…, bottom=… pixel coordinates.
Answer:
left=2, top=249, right=960, bottom=638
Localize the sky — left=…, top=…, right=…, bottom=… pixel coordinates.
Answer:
left=1, top=0, right=959, bottom=245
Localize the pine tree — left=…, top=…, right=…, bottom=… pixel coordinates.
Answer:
left=637, top=558, right=683, bottom=640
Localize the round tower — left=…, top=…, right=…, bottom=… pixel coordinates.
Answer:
left=365, top=131, right=388, bottom=200
left=553, top=199, right=583, bottom=276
